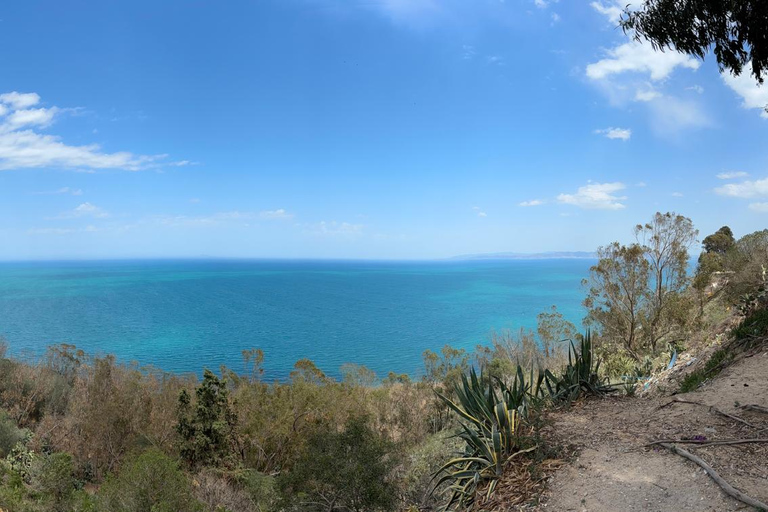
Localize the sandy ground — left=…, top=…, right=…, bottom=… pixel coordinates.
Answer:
left=534, top=349, right=768, bottom=512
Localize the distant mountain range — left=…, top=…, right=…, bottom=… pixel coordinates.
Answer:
left=451, top=251, right=597, bottom=260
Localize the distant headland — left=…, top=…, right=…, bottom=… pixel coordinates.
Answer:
left=451, top=251, right=597, bottom=260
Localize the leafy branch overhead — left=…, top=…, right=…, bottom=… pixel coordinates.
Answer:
left=621, top=1, right=768, bottom=84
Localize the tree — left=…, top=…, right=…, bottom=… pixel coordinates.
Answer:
left=621, top=1, right=768, bottom=85
left=177, top=369, right=239, bottom=469
left=583, top=242, right=650, bottom=359
left=634, top=212, right=697, bottom=349
left=536, top=305, right=578, bottom=359
left=694, top=226, right=735, bottom=297
left=702, top=226, right=735, bottom=255
left=278, top=416, right=397, bottom=512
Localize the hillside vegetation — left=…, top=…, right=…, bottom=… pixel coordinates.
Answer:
left=1, top=212, right=767, bottom=511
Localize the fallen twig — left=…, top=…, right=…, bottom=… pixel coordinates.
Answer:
left=743, top=404, right=768, bottom=415
left=646, top=438, right=768, bottom=448
left=657, top=399, right=758, bottom=429
left=658, top=443, right=768, bottom=511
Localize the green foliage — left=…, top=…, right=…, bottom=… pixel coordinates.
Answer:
left=0, top=411, right=27, bottom=459
left=422, top=345, right=470, bottom=389
left=621, top=1, right=768, bottom=84
left=97, top=449, right=204, bottom=512
left=702, top=226, right=735, bottom=255
left=177, top=369, right=239, bottom=470
left=278, top=416, right=397, bottom=512
left=723, top=229, right=768, bottom=306
left=31, top=453, right=78, bottom=512
left=732, top=308, right=768, bottom=342
left=679, top=346, right=734, bottom=393
left=433, top=366, right=537, bottom=510
left=585, top=212, right=697, bottom=359
left=543, top=332, right=615, bottom=403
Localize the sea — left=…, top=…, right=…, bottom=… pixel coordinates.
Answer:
left=0, top=259, right=593, bottom=380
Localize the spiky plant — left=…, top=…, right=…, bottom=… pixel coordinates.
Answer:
left=433, top=367, right=534, bottom=510
left=543, top=331, right=615, bottom=402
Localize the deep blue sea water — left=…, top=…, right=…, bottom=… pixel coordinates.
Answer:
left=0, top=259, right=592, bottom=380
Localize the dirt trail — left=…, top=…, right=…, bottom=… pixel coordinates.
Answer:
left=535, top=350, right=768, bottom=511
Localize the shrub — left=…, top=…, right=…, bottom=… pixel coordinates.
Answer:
left=0, top=411, right=27, bottom=458
left=278, top=416, right=397, bottom=512
left=96, top=449, right=204, bottom=512
left=31, top=452, right=78, bottom=512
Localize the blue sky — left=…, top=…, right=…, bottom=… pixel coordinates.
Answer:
left=1, top=0, right=767, bottom=260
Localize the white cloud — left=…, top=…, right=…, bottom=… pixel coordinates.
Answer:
left=590, top=1, right=622, bottom=24
left=749, top=202, right=768, bottom=213
left=308, top=221, right=365, bottom=236
left=0, top=91, right=178, bottom=171
left=722, top=67, right=768, bottom=119
left=486, top=55, right=504, bottom=66
left=534, top=0, right=548, bottom=7
left=715, top=177, right=768, bottom=199
left=717, top=171, right=749, bottom=180
left=671, top=192, right=683, bottom=197
left=551, top=12, right=560, bottom=24
left=645, top=95, right=711, bottom=134
left=519, top=199, right=544, bottom=207
left=557, top=182, right=627, bottom=210
left=0, top=92, right=41, bottom=110
left=635, top=181, right=647, bottom=187
left=587, top=42, right=700, bottom=81
left=686, top=85, right=704, bottom=94
left=36, top=186, right=83, bottom=196
left=259, top=208, right=294, bottom=220
left=471, top=206, right=488, bottom=217
left=5, top=107, right=58, bottom=129
left=57, top=202, right=109, bottom=219
left=595, top=127, right=631, bottom=140
left=366, top=0, right=441, bottom=28
left=28, top=225, right=100, bottom=235
left=462, top=45, right=475, bottom=60
left=634, top=88, right=661, bottom=102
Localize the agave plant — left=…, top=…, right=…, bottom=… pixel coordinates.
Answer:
left=543, top=331, right=615, bottom=402
left=433, top=366, right=534, bottom=510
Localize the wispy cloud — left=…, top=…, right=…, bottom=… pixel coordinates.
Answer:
left=56, top=202, right=109, bottom=219
left=717, top=171, right=749, bottom=180
left=594, top=127, right=631, bottom=140
left=0, top=91, right=180, bottom=171
left=590, top=1, right=622, bottom=25
left=306, top=220, right=365, bottom=236
left=586, top=42, right=700, bottom=82
left=585, top=6, right=708, bottom=136
left=518, top=199, right=544, bottom=207
left=749, top=202, right=768, bottom=213
left=259, top=208, right=294, bottom=220
left=35, top=186, right=83, bottom=196
left=557, top=182, right=627, bottom=210
left=722, top=65, right=768, bottom=119
left=714, top=177, right=768, bottom=199
left=472, top=206, right=487, bottom=217
left=671, top=192, right=683, bottom=197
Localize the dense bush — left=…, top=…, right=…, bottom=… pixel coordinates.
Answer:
left=278, top=416, right=397, bottom=512
left=96, top=449, right=204, bottom=512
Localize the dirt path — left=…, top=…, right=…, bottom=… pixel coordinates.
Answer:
left=535, top=350, right=768, bottom=511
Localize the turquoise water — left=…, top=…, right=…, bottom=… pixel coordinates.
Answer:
left=0, top=259, right=592, bottom=379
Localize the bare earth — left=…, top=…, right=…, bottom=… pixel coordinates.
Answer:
left=535, top=349, right=768, bottom=512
